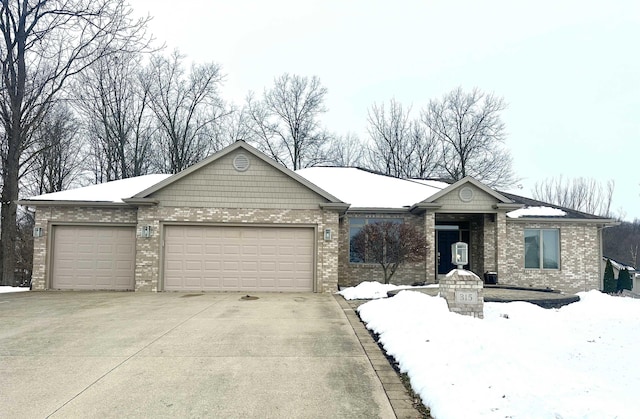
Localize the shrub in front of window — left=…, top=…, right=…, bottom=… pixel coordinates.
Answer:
left=350, top=221, right=428, bottom=284
left=617, top=267, right=632, bottom=292
left=603, top=259, right=617, bottom=293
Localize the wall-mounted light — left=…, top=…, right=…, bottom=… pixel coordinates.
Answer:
left=141, top=225, right=152, bottom=238
left=33, top=226, right=44, bottom=238
left=323, top=228, right=332, bottom=241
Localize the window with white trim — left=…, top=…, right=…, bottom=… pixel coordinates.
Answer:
left=524, top=229, right=560, bottom=269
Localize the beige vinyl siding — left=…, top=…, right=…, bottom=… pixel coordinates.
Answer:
left=151, top=151, right=328, bottom=209
left=435, top=184, right=500, bottom=212
left=163, top=225, right=314, bottom=292
left=51, top=225, right=136, bottom=290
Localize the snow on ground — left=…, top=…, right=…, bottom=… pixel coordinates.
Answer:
left=337, top=281, right=438, bottom=300
left=357, top=289, right=640, bottom=419
left=0, top=286, right=30, bottom=294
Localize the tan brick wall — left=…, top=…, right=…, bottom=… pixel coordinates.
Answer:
left=425, top=212, right=436, bottom=281
left=483, top=214, right=497, bottom=273
left=504, top=221, right=600, bottom=293
left=31, top=206, right=138, bottom=290
left=338, top=213, right=428, bottom=287
left=31, top=205, right=339, bottom=293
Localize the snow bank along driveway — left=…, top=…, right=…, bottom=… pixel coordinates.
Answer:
left=354, top=288, right=639, bottom=419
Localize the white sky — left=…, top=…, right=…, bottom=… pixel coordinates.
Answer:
left=131, top=0, right=640, bottom=220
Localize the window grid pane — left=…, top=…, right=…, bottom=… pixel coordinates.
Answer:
left=524, top=229, right=541, bottom=268
left=524, top=228, right=560, bottom=270
left=542, top=229, right=559, bottom=269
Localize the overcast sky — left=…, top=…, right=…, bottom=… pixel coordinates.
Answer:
left=132, top=0, right=639, bottom=220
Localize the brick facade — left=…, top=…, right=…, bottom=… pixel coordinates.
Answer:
left=338, top=213, right=427, bottom=287
left=338, top=210, right=603, bottom=295
left=31, top=207, right=138, bottom=290
left=504, top=221, right=601, bottom=293
left=31, top=205, right=340, bottom=293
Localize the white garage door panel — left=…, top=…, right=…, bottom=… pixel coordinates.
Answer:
left=52, top=226, right=136, bottom=290
left=164, top=226, right=314, bottom=292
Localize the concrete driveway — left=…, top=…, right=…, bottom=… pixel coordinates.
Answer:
left=0, top=292, right=395, bottom=418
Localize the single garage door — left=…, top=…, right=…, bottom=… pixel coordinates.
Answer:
left=164, top=226, right=314, bottom=292
left=51, top=225, right=136, bottom=290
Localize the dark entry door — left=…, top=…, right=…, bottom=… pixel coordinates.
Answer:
left=437, top=230, right=461, bottom=274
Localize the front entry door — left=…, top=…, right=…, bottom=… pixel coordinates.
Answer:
left=437, top=230, right=461, bottom=275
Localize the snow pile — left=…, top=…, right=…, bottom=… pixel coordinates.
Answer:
left=507, top=206, right=567, bottom=218
left=0, top=286, right=30, bottom=294
left=296, top=167, right=447, bottom=208
left=337, top=281, right=438, bottom=300
left=338, top=281, right=403, bottom=300
left=358, top=290, right=640, bottom=419
left=24, top=174, right=171, bottom=203
left=445, top=268, right=479, bottom=277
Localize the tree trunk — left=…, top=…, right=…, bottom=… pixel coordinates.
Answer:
left=1, top=136, right=20, bottom=286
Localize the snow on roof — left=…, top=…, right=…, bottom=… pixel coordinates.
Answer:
left=25, top=174, right=172, bottom=203
left=506, top=206, right=567, bottom=218
left=295, top=167, right=448, bottom=208
left=604, top=257, right=637, bottom=272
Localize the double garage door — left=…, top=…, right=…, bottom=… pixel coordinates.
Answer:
left=51, top=225, right=314, bottom=292
left=164, top=226, right=314, bottom=292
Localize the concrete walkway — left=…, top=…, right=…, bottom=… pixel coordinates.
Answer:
left=0, top=292, right=398, bottom=418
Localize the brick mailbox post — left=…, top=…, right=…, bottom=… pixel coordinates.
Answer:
left=440, top=269, right=484, bottom=318
left=440, top=242, right=484, bottom=318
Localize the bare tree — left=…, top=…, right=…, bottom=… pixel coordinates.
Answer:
left=420, top=87, right=516, bottom=187
left=365, top=99, right=439, bottom=178
left=532, top=176, right=614, bottom=217
left=0, top=0, right=151, bottom=285
left=351, top=221, right=428, bottom=284
left=327, top=132, right=364, bottom=167
left=214, top=104, right=252, bottom=144
left=76, top=52, right=154, bottom=182
left=244, top=74, right=331, bottom=170
left=142, top=51, right=227, bottom=173
left=21, top=103, right=82, bottom=196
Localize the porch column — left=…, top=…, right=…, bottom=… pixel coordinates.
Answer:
left=495, top=212, right=508, bottom=281
left=483, top=213, right=497, bottom=272
left=425, top=212, right=436, bottom=282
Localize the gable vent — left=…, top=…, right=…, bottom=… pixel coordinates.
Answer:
left=233, top=153, right=250, bottom=172
left=458, top=186, right=474, bottom=202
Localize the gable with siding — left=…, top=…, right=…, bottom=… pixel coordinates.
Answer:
left=149, top=149, right=330, bottom=209
left=430, top=183, right=501, bottom=212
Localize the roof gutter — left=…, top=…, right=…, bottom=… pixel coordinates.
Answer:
left=409, top=203, right=442, bottom=214
left=17, top=200, right=128, bottom=207
left=507, top=217, right=619, bottom=225
left=122, top=197, right=160, bottom=206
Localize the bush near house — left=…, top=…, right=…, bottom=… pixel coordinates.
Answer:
left=617, top=268, right=633, bottom=292
left=603, top=259, right=617, bottom=293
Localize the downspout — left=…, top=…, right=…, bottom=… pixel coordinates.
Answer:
left=598, top=226, right=603, bottom=291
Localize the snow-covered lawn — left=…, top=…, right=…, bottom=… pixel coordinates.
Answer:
left=337, top=281, right=437, bottom=300
left=0, top=286, right=30, bottom=294
left=343, top=283, right=640, bottom=418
